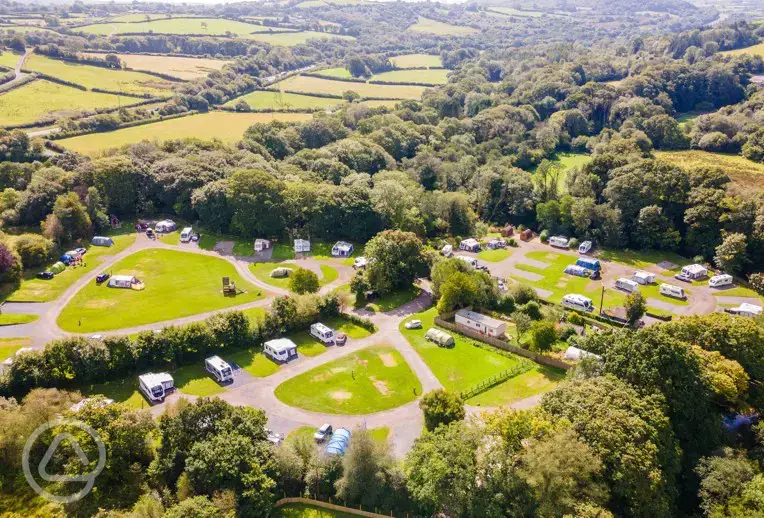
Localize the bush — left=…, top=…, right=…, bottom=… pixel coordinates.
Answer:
left=568, top=237, right=580, bottom=250
left=509, top=283, right=539, bottom=305
left=496, top=294, right=516, bottom=314
left=289, top=268, right=320, bottom=294
left=521, top=300, right=543, bottom=320
left=13, top=234, right=55, bottom=268
left=557, top=325, right=577, bottom=342
left=0, top=242, right=22, bottom=285
left=419, top=389, right=465, bottom=431
left=748, top=273, right=764, bottom=296
left=539, top=229, right=550, bottom=243
left=567, top=312, right=585, bottom=326
left=340, top=312, right=378, bottom=333
left=507, top=238, right=518, bottom=247
left=529, top=320, right=557, bottom=352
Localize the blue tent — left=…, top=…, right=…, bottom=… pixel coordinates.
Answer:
left=60, top=254, right=75, bottom=265
left=325, top=428, right=351, bottom=456
left=576, top=258, right=601, bottom=271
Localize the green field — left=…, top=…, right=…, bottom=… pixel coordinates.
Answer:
left=246, top=31, right=355, bottom=46
left=172, top=362, right=225, bottom=396
left=487, top=7, right=545, bottom=17
left=57, top=248, right=264, bottom=332
left=0, top=80, right=124, bottom=127
left=370, top=68, right=449, bottom=85
left=227, top=347, right=281, bottom=377
left=655, top=150, right=764, bottom=191
left=477, top=248, right=511, bottom=262
left=249, top=262, right=338, bottom=291
left=0, top=337, right=31, bottom=363
left=0, top=26, right=59, bottom=35
left=0, top=313, right=39, bottom=325
left=9, top=233, right=136, bottom=302
left=360, top=285, right=421, bottom=312
left=273, top=503, right=357, bottom=518
left=77, top=17, right=265, bottom=36
left=81, top=378, right=145, bottom=409
left=275, top=345, right=421, bottom=414
left=108, top=13, right=173, bottom=22
left=531, top=152, right=591, bottom=193
left=0, top=50, right=21, bottom=68
left=720, top=42, right=764, bottom=57
left=467, top=366, right=565, bottom=407
left=224, top=90, right=342, bottom=111
left=57, top=111, right=313, bottom=155
left=286, top=315, right=373, bottom=357
left=24, top=54, right=174, bottom=96
left=407, top=17, right=478, bottom=36
left=598, top=248, right=690, bottom=272
left=297, top=0, right=327, bottom=7
left=389, top=53, right=442, bottom=69
left=275, top=75, right=428, bottom=100
left=80, top=52, right=232, bottom=80
left=314, top=67, right=353, bottom=79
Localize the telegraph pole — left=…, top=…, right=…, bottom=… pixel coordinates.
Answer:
left=599, top=285, right=605, bottom=316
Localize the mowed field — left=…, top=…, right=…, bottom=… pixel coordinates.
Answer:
left=371, top=68, right=449, bottom=85
left=274, top=75, right=428, bottom=99
left=57, top=111, right=313, bottom=154
left=76, top=17, right=265, bottom=36
left=389, top=53, right=443, bottom=68
left=407, top=17, right=479, bottom=36
left=108, top=13, right=173, bottom=22
left=0, top=80, right=123, bottom=127
left=244, top=31, right=355, bottom=46
left=80, top=52, right=232, bottom=80
left=720, top=42, right=764, bottom=57
left=655, top=150, right=764, bottom=191
left=223, top=90, right=343, bottom=111
left=23, top=54, right=174, bottom=96
left=0, top=50, right=21, bottom=68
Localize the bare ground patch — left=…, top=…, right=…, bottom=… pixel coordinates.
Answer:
left=331, top=390, right=352, bottom=400
left=379, top=353, right=397, bottom=367
left=520, top=258, right=552, bottom=269
left=371, top=377, right=390, bottom=396
left=513, top=270, right=544, bottom=282
left=647, top=298, right=684, bottom=313
left=84, top=299, right=119, bottom=309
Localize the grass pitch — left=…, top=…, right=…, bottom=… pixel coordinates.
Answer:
left=224, top=90, right=343, bottom=111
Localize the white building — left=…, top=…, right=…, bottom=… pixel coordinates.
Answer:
left=459, top=238, right=481, bottom=252
left=264, top=338, right=298, bottom=362
left=681, top=264, right=708, bottom=279
left=455, top=309, right=507, bottom=337
left=331, top=241, right=354, bottom=257
left=294, top=239, right=311, bottom=253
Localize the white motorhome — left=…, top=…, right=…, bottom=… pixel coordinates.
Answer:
left=264, top=338, right=298, bottom=362
left=139, top=372, right=174, bottom=403
left=180, top=227, right=193, bottom=243
left=353, top=256, right=368, bottom=270
left=578, top=240, right=592, bottom=254
left=562, top=294, right=594, bottom=312
left=709, top=274, right=733, bottom=288
left=455, top=255, right=477, bottom=268
left=441, top=244, right=453, bottom=257
left=681, top=263, right=708, bottom=280
left=205, top=355, right=233, bottom=383
left=615, top=278, right=639, bottom=293
left=659, top=283, right=686, bottom=299
left=310, top=323, right=335, bottom=344
left=549, top=236, right=569, bottom=248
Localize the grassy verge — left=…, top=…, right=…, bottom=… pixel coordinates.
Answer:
left=227, top=348, right=281, bottom=377
left=0, top=337, right=31, bottom=362
left=172, top=363, right=225, bottom=397
left=0, top=313, right=39, bottom=326
left=359, top=284, right=421, bottom=312
left=466, top=366, right=565, bottom=407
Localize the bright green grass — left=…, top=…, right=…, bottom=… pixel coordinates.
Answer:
left=223, top=90, right=342, bottom=111
left=297, top=0, right=328, bottom=8
left=641, top=282, right=691, bottom=305
left=288, top=329, right=329, bottom=357
left=370, top=68, right=449, bottom=85
left=108, top=13, right=173, bottom=22
left=720, top=42, right=764, bottom=57
left=250, top=262, right=303, bottom=290
left=0, top=50, right=21, bottom=68
left=158, top=231, right=179, bottom=245
left=655, top=150, right=764, bottom=191
left=389, top=53, right=442, bottom=69
left=407, top=17, right=478, bottom=36
left=227, top=348, right=280, bottom=377
left=315, top=66, right=353, bottom=79
left=477, top=248, right=511, bottom=262
left=309, top=240, right=363, bottom=260
left=531, top=152, right=591, bottom=193
left=57, top=111, right=313, bottom=155
left=272, top=243, right=295, bottom=260
left=0, top=313, right=39, bottom=325
left=57, top=248, right=263, bottom=332
left=245, top=31, right=356, bottom=46
left=0, top=26, right=59, bottom=35
left=400, top=308, right=522, bottom=391
left=77, top=17, right=265, bottom=36
left=0, top=80, right=124, bottom=127
left=319, top=265, right=339, bottom=286
left=273, top=503, right=356, bottom=518
left=287, top=425, right=388, bottom=444
left=172, top=363, right=224, bottom=396
left=598, top=248, right=690, bottom=272
left=81, top=378, right=145, bottom=409
left=275, top=75, right=428, bottom=100
left=0, top=337, right=31, bottom=362
left=9, top=233, right=136, bottom=302
left=467, top=366, right=565, bottom=407
left=241, top=306, right=267, bottom=324
left=157, top=224, right=252, bottom=256
left=710, top=285, right=762, bottom=298
left=275, top=345, right=421, bottom=414
left=23, top=53, right=174, bottom=96
left=360, top=285, right=421, bottom=312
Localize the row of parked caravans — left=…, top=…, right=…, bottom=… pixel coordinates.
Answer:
left=139, top=355, right=236, bottom=403
left=549, top=236, right=594, bottom=255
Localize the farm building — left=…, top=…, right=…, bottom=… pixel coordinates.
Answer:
left=325, top=428, right=351, bottom=456
left=681, top=264, right=708, bottom=279
left=155, top=219, right=177, bottom=233
left=632, top=271, right=655, bottom=285
left=424, top=328, right=455, bottom=347
left=108, top=275, right=141, bottom=289
left=563, top=346, right=602, bottom=362
left=564, top=264, right=590, bottom=277
left=294, top=239, right=311, bottom=253
left=455, top=309, right=507, bottom=337
left=91, top=236, right=114, bottom=247
left=331, top=241, right=354, bottom=257
left=728, top=303, right=762, bottom=318
left=254, top=239, right=271, bottom=252
left=459, top=238, right=481, bottom=252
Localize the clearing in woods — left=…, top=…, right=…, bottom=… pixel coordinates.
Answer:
left=407, top=17, right=479, bottom=36
left=56, top=112, right=314, bottom=155
left=389, top=53, right=443, bottom=68
left=371, top=68, right=450, bottom=84
left=223, top=90, right=343, bottom=111
left=79, top=52, right=233, bottom=80
left=274, top=74, right=428, bottom=99
left=720, top=42, right=764, bottom=57
left=655, top=150, right=764, bottom=191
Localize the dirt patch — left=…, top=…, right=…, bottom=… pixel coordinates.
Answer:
left=358, top=359, right=369, bottom=368
left=371, top=377, right=390, bottom=396
left=657, top=260, right=678, bottom=271
left=646, top=298, right=683, bottom=313
left=379, top=353, right=397, bottom=367
left=84, top=299, right=118, bottom=309
left=214, top=241, right=235, bottom=255
left=330, top=367, right=348, bottom=374
left=330, top=390, right=352, bottom=400
left=513, top=270, right=544, bottom=282
left=555, top=281, right=567, bottom=288
left=585, top=280, right=600, bottom=291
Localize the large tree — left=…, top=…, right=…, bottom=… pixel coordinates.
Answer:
left=363, top=230, right=428, bottom=294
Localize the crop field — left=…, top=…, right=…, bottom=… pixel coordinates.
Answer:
left=245, top=30, right=355, bottom=46
left=720, top=42, right=764, bottom=57
left=407, top=17, right=479, bottom=36
left=655, top=150, right=764, bottom=191
left=224, top=90, right=343, bottom=111
left=371, top=68, right=450, bottom=84
left=275, top=345, right=421, bottom=414
left=314, top=66, right=353, bottom=79
left=80, top=52, right=232, bottom=80
left=56, top=111, right=313, bottom=155
left=23, top=54, right=174, bottom=96
left=57, top=248, right=264, bottom=332
left=389, top=53, right=443, bottom=68
left=275, top=75, right=428, bottom=99
left=76, top=17, right=265, bottom=36
left=108, top=13, right=173, bottom=22
left=0, top=50, right=21, bottom=68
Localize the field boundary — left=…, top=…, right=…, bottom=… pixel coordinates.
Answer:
left=46, top=110, right=198, bottom=141
left=274, top=497, right=392, bottom=517
left=303, top=71, right=367, bottom=83
left=274, top=88, right=407, bottom=102
left=459, top=360, right=534, bottom=400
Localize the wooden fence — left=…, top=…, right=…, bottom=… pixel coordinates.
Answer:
left=459, top=360, right=533, bottom=400
left=273, top=497, right=393, bottom=517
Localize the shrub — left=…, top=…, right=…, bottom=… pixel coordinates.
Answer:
left=509, top=283, right=539, bottom=305
left=698, top=132, right=731, bottom=153
left=419, top=389, right=465, bottom=431
left=496, top=294, right=516, bottom=314
left=507, top=238, right=518, bottom=247
left=521, top=301, right=542, bottom=320
left=748, top=273, right=764, bottom=296
left=557, top=325, right=577, bottom=342
left=539, top=229, right=550, bottom=243
left=0, top=242, right=22, bottom=285
left=13, top=234, right=55, bottom=268
left=567, top=312, right=585, bottom=326
left=289, top=268, right=319, bottom=294
left=568, top=237, right=580, bottom=250
left=529, top=320, right=557, bottom=352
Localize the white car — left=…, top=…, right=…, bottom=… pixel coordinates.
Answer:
left=266, top=429, right=282, bottom=445
left=314, top=423, right=333, bottom=442
left=498, top=279, right=506, bottom=291
left=405, top=319, right=422, bottom=329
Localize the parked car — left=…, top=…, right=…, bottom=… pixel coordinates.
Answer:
left=405, top=319, right=423, bottom=329
left=314, top=423, right=333, bottom=442
left=191, top=233, right=200, bottom=242
left=334, top=333, right=347, bottom=346
left=75, top=247, right=87, bottom=256
left=265, top=428, right=282, bottom=445
left=589, top=270, right=601, bottom=280
left=37, top=271, right=54, bottom=280
left=674, top=272, right=693, bottom=283
left=497, top=279, right=506, bottom=291
left=145, top=229, right=155, bottom=239
left=96, top=273, right=110, bottom=284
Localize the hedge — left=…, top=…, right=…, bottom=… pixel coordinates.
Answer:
left=21, top=70, right=86, bottom=90
left=303, top=72, right=367, bottom=84
left=47, top=111, right=198, bottom=141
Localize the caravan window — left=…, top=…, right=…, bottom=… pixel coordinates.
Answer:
left=151, top=385, right=163, bottom=398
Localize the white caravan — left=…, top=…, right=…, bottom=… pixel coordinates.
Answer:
left=709, top=274, right=733, bottom=288
left=264, top=338, right=298, bottom=362
left=562, top=294, right=594, bottom=312
left=615, top=278, right=639, bottom=293
left=659, top=283, right=686, bottom=299
left=310, top=323, right=335, bottom=344
left=205, top=355, right=233, bottom=383
left=455, top=255, right=478, bottom=268
left=180, top=227, right=193, bottom=242
left=549, top=236, right=569, bottom=248
left=578, top=240, right=592, bottom=254
left=138, top=372, right=174, bottom=403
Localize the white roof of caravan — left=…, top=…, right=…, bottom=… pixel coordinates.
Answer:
left=205, top=355, right=231, bottom=370
left=683, top=264, right=707, bottom=273
left=311, top=322, right=333, bottom=334
left=159, top=219, right=175, bottom=225
left=617, top=277, right=639, bottom=285
left=710, top=273, right=733, bottom=280
left=633, top=271, right=653, bottom=279
left=181, top=227, right=192, bottom=233
left=460, top=238, right=480, bottom=246
left=294, top=239, right=310, bottom=245
left=333, top=241, right=353, bottom=249
left=563, top=293, right=592, bottom=304
left=456, top=309, right=506, bottom=329
left=551, top=235, right=569, bottom=241
left=563, top=346, right=602, bottom=362
left=736, top=303, right=762, bottom=315
left=111, top=275, right=135, bottom=282
left=139, top=372, right=173, bottom=386
left=265, top=338, right=297, bottom=353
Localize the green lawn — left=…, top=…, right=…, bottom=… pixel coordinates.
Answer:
left=158, top=226, right=252, bottom=256
left=57, top=248, right=264, bottom=332
left=0, top=313, right=39, bottom=326
left=80, top=378, right=145, bottom=410
left=249, top=262, right=337, bottom=291
left=598, top=248, right=690, bottom=272
left=466, top=366, right=565, bottom=407
left=275, top=345, right=421, bottom=414
left=286, top=315, right=373, bottom=357
left=319, top=265, right=339, bottom=286
left=227, top=348, right=281, bottom=377
left=0, top=337, right=31, bottom=362
left=77, top=17, right=266, bottom=36
left=224, top=90, right=342, bottom=111
left=288, top=425, right=389, bottom=444
left=241, top=306, right=267, bottom=325
left=371, top=69, right=449, bottom=85
left=359, top=285, right=421, bottom=312
left=322, top=315, right=373, bottom=339
left=8, top=233, right=136, bottom=303
left=389, top=53, right=442, bottom=68
left=711, top=285, right=762, bottom=299
left=530, top=152, right=590, bottom=193
left=172, top=363, right=225, bottom=396
left=477, top=248, right=511, bottom=262
left=272, top=243, right=295, bottom=260
left=315, top=66, right=353, bottom=79
left=273, top=503, right=357, bottom=518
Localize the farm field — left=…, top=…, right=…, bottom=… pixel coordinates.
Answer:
left=655, top=150, right=764, bottom=191
left=0, top=50, right=21, bottom=68
left=0, top=80, right=124, bottom=127
left=274, top=345, right=422, bottom=414
left=108, top=13, right=173, bottom=22
left=274, top=75, right=428, bottom=99
left=245, top=30, right=355, bottom=46
left=56, top=111, right=313, bottom=155
left=23, top=54, right=175, bottom=96
left=720, top=42, right=764, bottom=57
left=0, top=26, right=59, bottom=35
left=314, top=67, right=353, bottom=79
left=76, top=17, right=265, bottom=36
left=389, top=53, right=442, bottom=68
left=487, top=7, right=545, bottom=17
left=57, top=248, right=264, bottom=332
left=297, top=0, right=327, bottom=7
left=371, top=68, right=449, bottom=85
left=0, top=337, right=31, bottom=363
left=407, top=17, right=478, bottom=36
left=224, top=90, right=343, bottom=111
left=80, top=52, right=232, bottom=80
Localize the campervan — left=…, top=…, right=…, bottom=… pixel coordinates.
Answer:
left=578, top=240, right=592, bottom=254
left=180, top=227, right=193, bottom=243
left=456, top=255, right=478, bottom=268
left=264, top=338, right=298, bottom=362
left=442, top=244, right=453, bottom=257
left=549, top=236, right=569, bottom=248
left=138, top=373, right=174, bottom=403
left=562, top=294, right=594, bottom=312
left=205, top=355, right=233, bottom=383
left=615, top=278, right=639, bottom=293
left=659, top=283, right=685, bottom=299
left=310, top=323, right=335, bottom=344
left=709, top=274, right=733, bottom=288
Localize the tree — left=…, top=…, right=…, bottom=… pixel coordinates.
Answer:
left=0, top=241, right=22, bottom=285
left=529, top=320, right=557, bottom=352
left=364, top=230, right=428, bottom=294
left=51, top=191, right=91, bottom=242
left=226, top=169, right=286, bottom=237
left=624, top=291, right=647, bottom=326
left=12, top=234, right=54, bottom=268
left=419, top=389, right=465, bottom=431
left=104, top=53, right=122, bottom=69
left=164, top=496, right=220, bottom=518
left=343, top=90, right=360, bottom=102
left=511, top=311, right=532, bottom=343
left=289, top=268, right=319, bottom=294
left=335, top=428, right=398, bottom=510
left=714, top=233, right=748, bottom=274
left=696, top=449, right=756, bottom=517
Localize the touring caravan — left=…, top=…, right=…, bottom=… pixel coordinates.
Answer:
left=681, top=264, right=708, bottom=280
left=205, top=355, right=233, bottom=383
left=659, top=283, right=685, bottom=299
left=310, top=323, right=335, bottom=344
left=264, top=338, right=298, bottom=362
left=441, top=244, right=453, bottom=257
left=180, top=227, right=193, bottom=243
left=456, top=255, right=478, bottom=268
left=728, top=303, right=762, bottom=318
left=578, top=240, right=593, bottom=254
left=549, top=236, right=569, bottom=248
left=615, top=278, right=639, bottom=293
left=139, top=373, right=174, bottom=403
left=632, top=271, right=656, bottom=285
left=709, top=274, right=733, bottom=288
left=562, top=294, right=594, bottom=312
